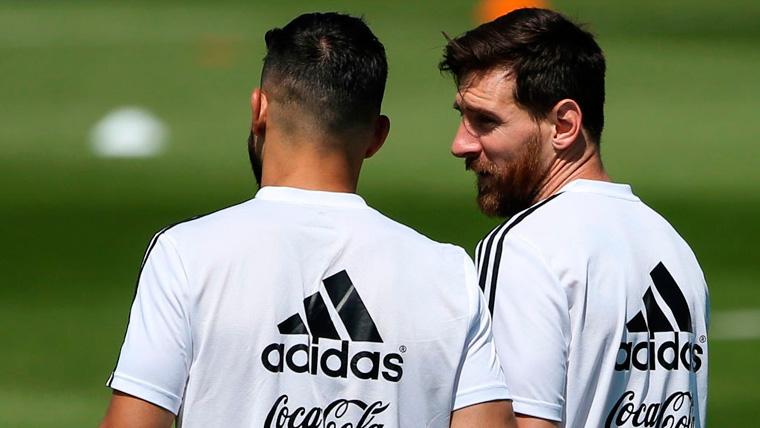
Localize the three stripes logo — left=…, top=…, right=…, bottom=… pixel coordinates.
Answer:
left=615, top=262, right=704, bottom=372
left=277, top=270, right=383, bottom=343
left=261, top=270, right=404, bottom=382
left=625, top=262, right=693, bottom=337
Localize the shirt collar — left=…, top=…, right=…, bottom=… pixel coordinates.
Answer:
left=254, top=186, right=368, bottom=208
left=558, top=179, right=639, bottom=201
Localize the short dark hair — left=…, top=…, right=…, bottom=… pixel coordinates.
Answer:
left=262, top=12, right=387, bottom=134
left=440, top=8, right=606, bottom=143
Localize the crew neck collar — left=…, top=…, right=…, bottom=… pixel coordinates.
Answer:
left=254, top=186, right=368, bottom=208
left=558, top=179, right=639, bottom=201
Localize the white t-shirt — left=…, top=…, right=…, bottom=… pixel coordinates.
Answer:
left=107, top=186, right=510, bottom=427
left=476, top=179, right=708, bottom=427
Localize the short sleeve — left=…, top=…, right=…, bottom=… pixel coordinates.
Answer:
left=491, top=234, right=569, bottom=422
left=453, top=253, right=512, bottom=410
left=106, top=232, right=192, bottom=414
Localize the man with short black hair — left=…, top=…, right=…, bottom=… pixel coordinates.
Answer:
left=100, top=12, right=514, bottom=428
left=440, top=8, right=708, bottom=428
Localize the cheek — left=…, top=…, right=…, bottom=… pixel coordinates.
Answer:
left=478, top=132, right=522, bottom=163
left=481, top=123, right=548, bottom=163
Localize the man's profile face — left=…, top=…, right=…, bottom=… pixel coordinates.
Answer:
left=451, top=69, right=551, bottom=217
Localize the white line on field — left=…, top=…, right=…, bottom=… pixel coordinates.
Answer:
left=711, top=309, right=760, bottom=341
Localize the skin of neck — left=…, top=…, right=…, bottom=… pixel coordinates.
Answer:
left=251, top=87, right=388, bottom=194
left=533, top=129, right=611, bottom=202
left=259, top=129, right=365, bottom=194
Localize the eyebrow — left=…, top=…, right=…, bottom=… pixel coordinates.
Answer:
left=454, top=102, right=500, bottom=120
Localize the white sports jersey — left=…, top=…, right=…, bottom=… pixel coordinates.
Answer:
left=476, top=179, right=708, bottom=427
left=107, top=186, right=509, bottom=427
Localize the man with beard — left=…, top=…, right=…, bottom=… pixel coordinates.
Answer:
left=440, top=8, right=708, bottom=428
left=100, top=12, right=515, bottom=428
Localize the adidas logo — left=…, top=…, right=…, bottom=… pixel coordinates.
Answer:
left=276, top=270, right=383, bottom=343
left=616, top=262, right=703, bottom=372
left=261, top=270, right=404, bottom=382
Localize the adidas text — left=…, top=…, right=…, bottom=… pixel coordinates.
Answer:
left=262, top=340, right=404, bottom=382
left=615, top=335, right=703, bottom=372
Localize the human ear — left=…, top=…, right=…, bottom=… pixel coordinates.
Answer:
left=365, top=114, right=390, bottom=159
left=551, top=99, right=582, bottom=150
left=251, top=88, right=269, bottom=138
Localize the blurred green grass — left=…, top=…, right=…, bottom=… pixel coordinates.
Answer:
left=1, top=0, right=758, bottom=426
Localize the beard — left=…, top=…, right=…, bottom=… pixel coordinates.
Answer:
left=466, top=131, right=546, bottom=218
left=247, top=131, right=263, bottom=188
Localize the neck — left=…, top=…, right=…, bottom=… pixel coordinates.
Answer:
left=533, top=138, right=610, bottom=202
left=260, top=138, right=362, bottom=194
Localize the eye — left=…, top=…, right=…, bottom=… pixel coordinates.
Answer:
left=467, top=113, right=500, bottom=134
left=476, top=114, right=498, bottom=126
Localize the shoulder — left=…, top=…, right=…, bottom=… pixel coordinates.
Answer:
left=364, top=207, right=471, bottom=260
left=477, top=192, right=567, bottom=257
left=130, top=199, right=259, bottom=264
left=504, top=191, right=598, bottom=236
left=355, top=209, right=475, bottom=300
left=157, top=198, right=258, bottom=241
left=475, top=191, right=599, bottom=294
left=479, top=186, right=652, bottom=253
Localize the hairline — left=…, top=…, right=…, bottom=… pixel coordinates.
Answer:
left=455, top=66, right=600, bottom=145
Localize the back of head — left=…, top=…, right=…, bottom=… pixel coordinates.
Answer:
left=440, top=8, right=606, bottom=143
left=262, top=13, right=387, bottom=137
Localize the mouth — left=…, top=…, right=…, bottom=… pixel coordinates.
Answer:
left=472, top=168, right=492, bottom=182
left=466, top=159, right=487, bottom=176
left=475, top=170, right=493, bottom=193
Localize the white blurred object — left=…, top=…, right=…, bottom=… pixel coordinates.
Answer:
left=90, top=107, right=168, bottom=158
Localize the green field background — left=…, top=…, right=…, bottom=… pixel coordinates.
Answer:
left=1, top=0, right=758, bottom=426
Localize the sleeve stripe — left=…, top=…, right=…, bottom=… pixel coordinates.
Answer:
left=106, top=200, right=249, bottom=387
left=484, top=193, right=565, bottom=314
left=107, top=223, right=178, bottom=387
left=477, top=221, right=509, bottom=292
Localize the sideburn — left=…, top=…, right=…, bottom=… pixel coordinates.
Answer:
left=247, top=131, right=263, bottom=188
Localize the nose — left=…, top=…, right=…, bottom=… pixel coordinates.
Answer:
left=450, top=122, right=481, bottom=158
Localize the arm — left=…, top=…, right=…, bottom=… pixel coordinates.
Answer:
left=514, top=414, right=559, bottom=428
left=451, top=400, right=516, bottom=428
left=451, top=251, right=514, bottom=424
left=102, top=233, right=192, bottom=423
left=100, top=391, right=174, bottom=428
left=489, top=235, right=569, bottom=425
